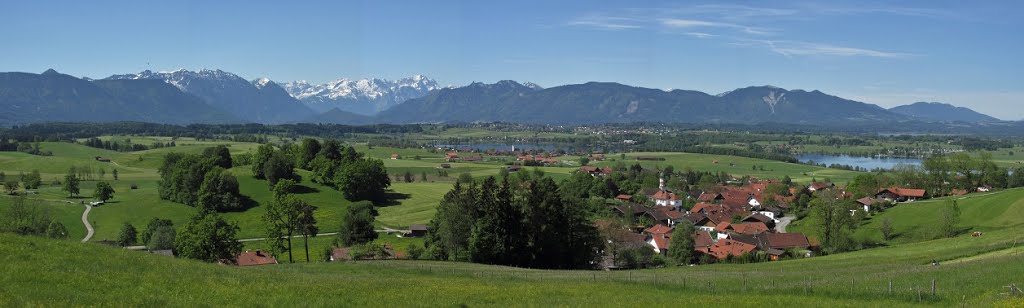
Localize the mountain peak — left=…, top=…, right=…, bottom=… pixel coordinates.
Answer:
left=41, top=69, right=61, bottom=76
left=252, top=77, right=275, bottom=89
left=285, top=75, right=442, bottom=115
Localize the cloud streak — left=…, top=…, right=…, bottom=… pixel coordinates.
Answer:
left=740, top=39, right=917, bottom=58
left=566, top=15, right=641, bottom=30
left=567, top=4, right=934, bottom=59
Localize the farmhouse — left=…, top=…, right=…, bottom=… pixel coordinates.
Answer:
left=390, top=153, right=401, bottom=159
left=407, top=224, right=428, bottom=237
left=876, top=187, right=928, bottom=202
left=236, top=250, right=278, bottom=266
left=615, top=194, right=633, bottom=202
left=445, top=153, right=460, bottom=162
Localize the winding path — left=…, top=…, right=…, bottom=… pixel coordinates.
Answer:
left=80, top=203, right=94, bottom=243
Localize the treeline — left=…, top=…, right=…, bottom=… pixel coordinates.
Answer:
left=81, top=137, right=175, bottom=152
left=426, top=175, right=602, bottom=269
left=842, top=152, right=1013, bottom=199
left=158, top=146, right=249, bottom=212
left=0, top=138, right=52, bottom=156
left=0, top=196, right=70, bottom=239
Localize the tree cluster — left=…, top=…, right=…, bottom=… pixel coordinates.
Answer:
left=302, top=140, right=391, bottom=204
left=425, top=174, right=602, bottom=269
left=157, top=147, right=246, bottom=212
left=82, top=137, right=175, bottom=152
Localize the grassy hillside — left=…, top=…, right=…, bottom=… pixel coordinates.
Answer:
left=2, top=227, right=1022, bottom=306
left=788, top=188, right=1024, bottom=245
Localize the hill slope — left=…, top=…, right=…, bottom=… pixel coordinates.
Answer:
left=105, top=70, right=315, bottom=123
left=379, top=82, right=906, bottom=126
left=0, top=70, right=238, bottom=125
left=889, top=102, right=999, bottom=122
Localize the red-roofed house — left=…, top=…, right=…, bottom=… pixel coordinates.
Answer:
left=445, top=153, right=460, bottom=162
left=236, top=250, right=278, bottom=266
left=648, top=235, right=671, bottom=255
left=730, top=222, right=769, bottom=235
left=615, top=194, right=633, bottom=202
left=707, top=238, right=757, bottom=260
left=764, top=233, right=811, bottom=250
left=644, top=224, right=674, bottom=236
left=876, top=187, right=928, bottom=202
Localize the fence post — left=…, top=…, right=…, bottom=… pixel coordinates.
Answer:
left=888, top=280, right=893, bottom=294
left=931, top=279, right=936, bottom=296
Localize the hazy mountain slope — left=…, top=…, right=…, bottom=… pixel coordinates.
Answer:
left=105, top=69, right=315, bottom=123
left=889, top=102, right=999, bottom=122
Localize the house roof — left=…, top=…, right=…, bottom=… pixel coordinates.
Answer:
left=409, top=224, right=428, bottom=232
left=809, top=182, right=832, bottom=190
left=615, top=194, right=632, bottom=201
left=730, top=222, right=769, bottom=235
left=878, top=187, right=927, bottom=198
left=708, top=238, right=757, bottom=260
left=644, top=224, right=674, bottom=235
left=764, top=233, right=810, bottom=250
left=743, top=213, right=773, bottom=224
left=237, top=250, right=278, bottom=266
left=579, top=166, right=599, bottom=173
left=614, top=204, right=647, bottom=215
left=697, top=192, right=723, bottom=201
left=650, top=236, right=670, bottom=250
left=652, top=190, right=680, bottom=201
left=658, top=207, right=685, bottom=220
left=694, top=231, right=714, bottom=248
left=855, top=197, right=877, bottom=206
left=690, top=202, right=716, bottom=214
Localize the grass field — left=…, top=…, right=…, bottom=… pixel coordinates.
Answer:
left=1, top=140, right=865, bottom=245
left=4, top=139, right=1024, bottom=306
left=1, top=223, right=1022, bottom=306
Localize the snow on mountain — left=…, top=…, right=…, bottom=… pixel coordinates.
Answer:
left=282, top=75, right=443, bottom=115
left=104, top=69, right=315, bottom=123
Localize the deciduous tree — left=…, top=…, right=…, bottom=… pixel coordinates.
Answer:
left=93, top=181, right=115, bottom=202
left=176, top=212, right=242, bottom=263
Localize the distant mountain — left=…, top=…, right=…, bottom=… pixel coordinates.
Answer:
left=282, top=75, right=442, bottom=115
left=303, top=108, right=375, bottom=125
left=106, top=69, right=315, bottom=123
left=378, top=81, right=904, bottom=125
left=0, top=70, right=238, bottom=125
left=889, top=102, right=998, bottom=123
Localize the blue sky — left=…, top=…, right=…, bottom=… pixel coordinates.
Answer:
left=2, top=1, right=1022, bottom=119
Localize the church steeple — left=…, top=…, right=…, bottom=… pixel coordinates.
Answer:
left=659, top=173, right=666, bottom=192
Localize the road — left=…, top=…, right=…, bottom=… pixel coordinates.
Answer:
left=776, top=216, right=794, bottom=233
left=81, top=204, right=94, bottom=242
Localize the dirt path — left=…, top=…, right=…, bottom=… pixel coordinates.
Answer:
left=81, top=203, right=94, bottom=243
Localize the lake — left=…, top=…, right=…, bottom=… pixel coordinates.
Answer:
left=796, top=154, right=922, bottom=170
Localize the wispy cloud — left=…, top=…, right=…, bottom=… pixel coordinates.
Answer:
left=659, top=18, right=774, bottom=36
left=567, top=15, right=642, bottom=30
left=566, top=3, right=944, bottom=59
left=738, top=39, right=917, bottom=58
left=685, top=32, right=715, bottom=39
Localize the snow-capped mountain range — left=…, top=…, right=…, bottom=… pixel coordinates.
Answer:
left=282, top=75, right=444, bottom=115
